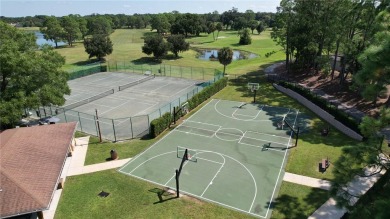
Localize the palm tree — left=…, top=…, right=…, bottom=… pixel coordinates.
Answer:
left=218, top=47, right=233, bottom=76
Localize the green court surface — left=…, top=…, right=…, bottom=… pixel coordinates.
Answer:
left=119, top=99, right=299, bottom=218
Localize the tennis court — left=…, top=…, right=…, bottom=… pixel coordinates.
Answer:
left=63, top=72, right=199, bottom=118
left=119, top=99, right=299, bottom=218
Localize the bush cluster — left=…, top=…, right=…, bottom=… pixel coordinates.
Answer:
left=149, top=112, right=172, bottom=138
left=278, top=81, right=361, bottom=134
left=188, top=77, right=228, bottom=110
left=149, top=77, right=228, bottom=138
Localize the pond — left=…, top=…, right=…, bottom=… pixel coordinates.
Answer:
left=34, top=31, right=67, bottom=47
left=196, top=49, right=258, bottom=61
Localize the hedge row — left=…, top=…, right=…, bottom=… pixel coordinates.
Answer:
left=149, top=77, right=228, bottom=138
left=188, top=77, right=228, bottom=110
left=278, top=81, right=361, bottom=134
left=149, top=112, right=172, bottom=138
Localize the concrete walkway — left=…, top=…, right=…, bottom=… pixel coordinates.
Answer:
left=42, top=136, right=130, bottom=219
left=283, top=172, right=331, bottom=190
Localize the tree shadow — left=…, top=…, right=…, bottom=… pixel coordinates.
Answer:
left=148, top=187, right=178, bottom=204
left=131, top=57, right=162, bottom=65
left=269, top=187, right=330, bottom=218
left=73, top=59, right=100, bottom=66
left=268, top=195, right=306, bottom=218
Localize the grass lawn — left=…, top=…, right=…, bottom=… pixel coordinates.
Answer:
left=56, top=169, right=255, bottom=219
left=271, top=182, right=331, bottom=219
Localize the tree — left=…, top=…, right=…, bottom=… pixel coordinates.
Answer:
left=249, top=20, right=258, bottom=34
left=61, top=16, right=81, bottom=46
left=207, top=21, right=216, bottom=40
left=218, top=47, right=233, bottom=75
left=87, top=16, right=113, bottom=36
left=256, top=21, right=266, bottom=35
left=330, top=106, right=390, bottom=211
left=40, top=16, right=63, bottom=48
left=84, top=34, right=113, bottom=60
left=142, top=34, right=168, bottom=60
left=150, top=14, right=171, bottom=34
left=239, top=28, right=252, bottom=45
left=167, top=35, right=189, bottom=58
left=353, top=10, right=390, bottom=105
left=0, top=22, right=70, bottom=128
left=216, top=22, right=223, bottom=40
left=78, top=17, right=88, bottom=39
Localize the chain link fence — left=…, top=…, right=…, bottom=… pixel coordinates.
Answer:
left=37, top=66, right=223, bottom=141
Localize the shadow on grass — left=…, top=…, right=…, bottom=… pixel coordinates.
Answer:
left=148, top=188, right=178, bottom=204
left=73, top=59, right=100, bottom=66
left=131, top=57, right=162, bottom=65
left=267, top=187, right=330, bottom=219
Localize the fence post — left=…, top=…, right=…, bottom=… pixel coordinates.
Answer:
left=129, top=117, right=134, bottom=139
left=94, top=115, right=99, bottom=136
left=112, top=119, right=117, bottom=142
left=147, top=115, right=150, bottom=132
left=78, top=112, right=83, bottom=132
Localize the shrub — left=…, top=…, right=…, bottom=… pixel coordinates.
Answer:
left=278, top=81, right=361, bottom=134
left=149, top=112, right=172, bottom=138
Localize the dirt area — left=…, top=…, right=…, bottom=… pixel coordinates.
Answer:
left=273, top=64, right=389, bottom=117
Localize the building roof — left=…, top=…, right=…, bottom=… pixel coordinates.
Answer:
left=0, top=122, right=77, bottom=218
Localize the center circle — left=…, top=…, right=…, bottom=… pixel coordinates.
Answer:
left=215, top=128, right=243, bottom=141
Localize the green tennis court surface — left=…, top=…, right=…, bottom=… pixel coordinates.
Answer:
left=119, top=99, right=299, bottom=218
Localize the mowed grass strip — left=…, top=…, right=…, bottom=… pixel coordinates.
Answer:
left=55, top=169, right=255, bottom=219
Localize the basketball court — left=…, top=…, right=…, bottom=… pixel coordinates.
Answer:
left=119, top=99, right=300, bottom=218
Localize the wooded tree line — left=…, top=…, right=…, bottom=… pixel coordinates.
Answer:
left=272, top=0, right=390, bottom=216
left=272, top=0, right=389, bottom=105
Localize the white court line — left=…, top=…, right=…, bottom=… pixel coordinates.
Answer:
left=118, top=100, right=215, bottom=171
left=238, top=142, right=286, bottom=152
left=174, top=129, right=214, bottom=138
left=129, top=151, right=176, bottom=175
left=106, top=95, right=156, bottom=105
left=215, top=99, right=265, bottom=122
left=134, top=103, right=160, bottom=116
left=246, top=130, right=291, bottom=139
left=197, top=157, right=224, bottom=165
left=121, top=89, right=172, bottom=98
left=184, top=120, right=221, bottom=128
left=99, top=99, right=134, bottom=116
left=149, top=83, right=171, bottom=92
left=264, top=109, right=300, bottom=218
left=234, top=113, right=257, bottom=117
left=200, top=153, right=225, bottom=197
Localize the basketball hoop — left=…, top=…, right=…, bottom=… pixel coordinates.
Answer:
left=247, top=82, right=260, bottom=103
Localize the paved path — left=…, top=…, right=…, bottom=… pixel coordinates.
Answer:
left=42, top=136, right=130, bottom=219
left=283, top=172, right=331, bottom=190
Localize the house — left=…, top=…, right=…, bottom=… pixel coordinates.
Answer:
left=0, top=122, right=77, bottom=219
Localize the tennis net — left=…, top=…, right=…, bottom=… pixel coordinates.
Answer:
left=118, top=75, right=155, bottom=91
left=57, top=89, right=114, bottom=113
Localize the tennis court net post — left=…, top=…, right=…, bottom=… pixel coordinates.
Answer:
left=118, top=74, right=155, bottom=91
